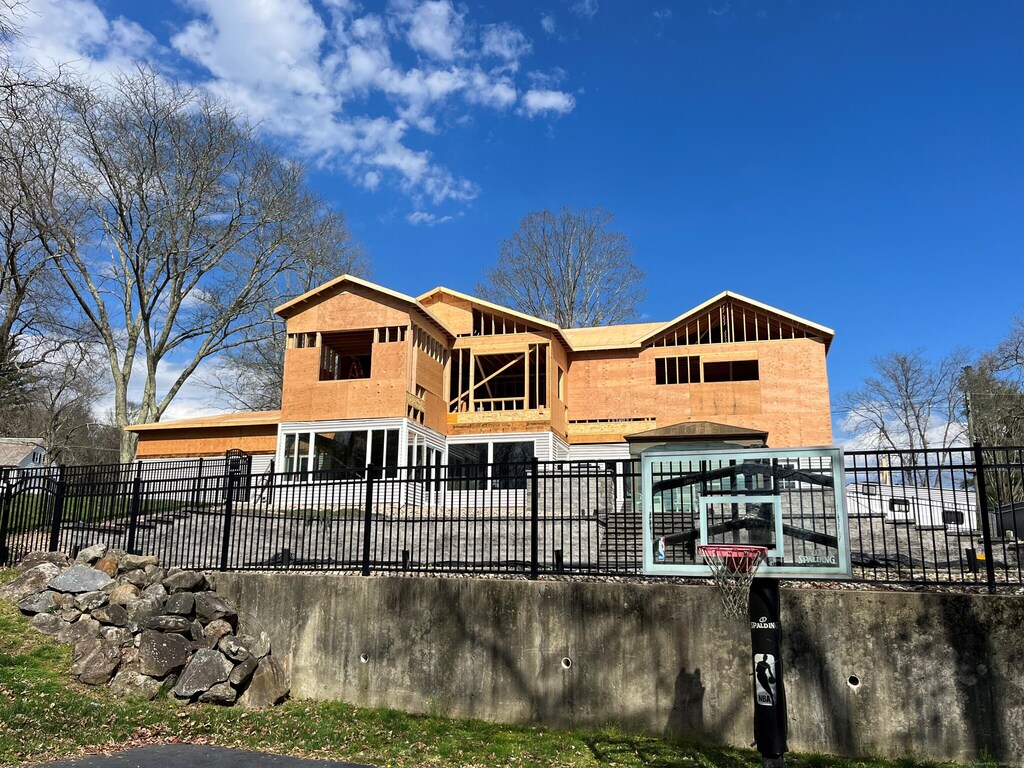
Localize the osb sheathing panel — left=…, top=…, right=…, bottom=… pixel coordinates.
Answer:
left=550, top=340, right=570, bottom=438
left=135, top=426, right=277, bottom=458
left=281, top=340, right=409, bottom=422
left=285, top=286, right=411, bottom=334
left=566, top=338, right=831, bottom=448
left=414, top=348, right=446, bottom=433
left=420, top=295, right=473, bottom=335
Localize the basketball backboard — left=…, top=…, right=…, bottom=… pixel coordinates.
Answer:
left=640, top=445, right=851, bottom=579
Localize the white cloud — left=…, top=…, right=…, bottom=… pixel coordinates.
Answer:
left=571, top=0, right=599, bottom=19
left=540, top=14, right=557, bottom=35
left=11, top=0, right=571, bottom=212
left=363, top=170, right=381, bottom=190
left=481, top=23, right=531, bottom=71
left=406, top=210, right=456, bottom=226
left=652, top=8, right=672, bottom=21
left=521, top=88, right=576, bottom=117
left=391, top=0, right=465, bottom=61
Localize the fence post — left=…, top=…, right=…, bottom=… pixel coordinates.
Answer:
left=47, top=466, right=67, bottom=553
left=126, top=474, right=143, bottom=554
left=362, top=466, right=378, bottom=576
left=530, top=456, right=539, bottom=580
left=972, top=441, right=997, bottom=594
left=219, top=472, right=236, bottom=572
left=0, top=470, right=12, bottom=566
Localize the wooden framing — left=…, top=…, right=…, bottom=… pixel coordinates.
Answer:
left=131, top=279, right=835, bottom=458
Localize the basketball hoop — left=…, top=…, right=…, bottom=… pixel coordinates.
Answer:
left=698, top=544, right=767, bottom=618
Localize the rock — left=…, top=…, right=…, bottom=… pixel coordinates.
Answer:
left=92, top=603, right=129, bottom=627
left=74, top=591, right=108, bottom=612
left=30, top=613, right=65, bottom=635
left=99, top=626, right=132, bottom=645
left=15, top=551, right=69, bottom=573
left=74, top=543, right=107, bottom=565
left=142, top=583, right=167, bottom=600
left=70, top=637, right=120, bottom=685
left=228, top=654, right=258, bottom=688
left=144, top=615, right=192, bottom=634
left=0, top=563, right=62, bottom=602
left=162, top=571, right=207, bottom=593
left=143, top=565, right=166, bottom=586
left=109, top=669, right=161, bottom=701
left=120, top=645, right=140, bottom=669
left=173, top=649, right=233, bottom=698
left=108, top=583, right=141, bottom=606
left=59, top=607, right=82, bottom=622
left=190, top=620, right=204, bottom=641
left=237, top=656, right=289, bottom=708
left=124, top=570, right=149, bottom=588
left=93, top=555, right=119, bottom=578
left=164, top=592, right=194, bottom=616
left=217, top=635, right=251, bottom=662
left=125, top=596, right=164, bottom=633
left=122, top=554, right=159, bottom=571
left=48, top=565, right=113, bottom=594
left=137, top=630, right=191, bottom=678
left=198, top=682, right=238, bottom=705
left=235, top=631, right=271, bottom=659
left=18, top=591, right=58, bottom=615
left=200, top=619, right=233, bottom=649
left=194, top=592, right=236, bottom=625
left=52, top=592, right=75, bottom=608
left=56, top=617, right=100, bottom=646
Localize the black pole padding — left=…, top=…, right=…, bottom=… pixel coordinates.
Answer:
left=749, top=578, right=787, bottom=766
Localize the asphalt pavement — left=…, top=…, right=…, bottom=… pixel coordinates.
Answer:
left=31, top=744, right=376, bottom=768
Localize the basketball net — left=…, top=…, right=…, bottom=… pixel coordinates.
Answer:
left=698, top=544, right=767, bottom=618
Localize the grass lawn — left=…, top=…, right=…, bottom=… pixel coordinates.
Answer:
left=0, top=571, right=960, bottom=768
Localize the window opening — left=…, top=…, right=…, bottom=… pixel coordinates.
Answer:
left=320, top=330, right=373, bottom=381
left=655, top=356, right=701, bottom=385
left=287, top=332, right=317, bottom=349
left=702, top=359, right=759, bottom=383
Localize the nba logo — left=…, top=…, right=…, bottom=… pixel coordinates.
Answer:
left=657, top=537, right=666, bottom=562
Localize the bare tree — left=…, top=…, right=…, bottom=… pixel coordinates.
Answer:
left=0, top=64, right=75, bottom=417
left=839, top=348, right=970, bottom=452
left=200, top=201, right=369, bottom=411
left=21, top=67, right=363, bottom=461
left=961, top=358, right=1024, bottom=446
left=477, top=206, right=645, bottom=327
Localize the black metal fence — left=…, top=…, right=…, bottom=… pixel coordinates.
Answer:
left=2, top=445, right=1022, bottom=590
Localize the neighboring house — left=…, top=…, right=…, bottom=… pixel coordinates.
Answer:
left=126, top=275, right=835, bottom=474
left=845, top=481, right=978, bottom=533
left=0, top=438, right=49, bottom=470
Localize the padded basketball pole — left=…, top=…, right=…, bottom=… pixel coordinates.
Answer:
left=749, top=578, right=787, bottom=768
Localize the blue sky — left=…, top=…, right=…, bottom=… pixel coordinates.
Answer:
left=10, top=0, right=1024, bottom=435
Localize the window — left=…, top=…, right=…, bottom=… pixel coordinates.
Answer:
left=283, top=433, right=310, bottom=476
left=942, top=509, right=964, bottom=526
left=889, top=498, right=910, bottom=514
left=287, top=332, right=317, bottom=349
left=702, top=359, right=759, bottom=383
left=557, top=367, right=564, bottom=401
left=312, top=431, right=368, bottom=478
left=447, top=440, right=535, bottom=490
left=492, top=442, right=533, bottom=490
left=655, top=356, right=701, bottom=385
left=448, top=442, right=488, bottom=490
left=319, top=330, right=373, bottom=381
left=285, top=428, right=399, bottom=479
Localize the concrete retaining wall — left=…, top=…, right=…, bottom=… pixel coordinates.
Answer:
left=213, top=572, right=1024, bottom=765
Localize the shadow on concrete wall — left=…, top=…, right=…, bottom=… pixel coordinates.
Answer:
left=784, top=600, right=857, bottom=754
left=939, top=596, right=1007, bottom=759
